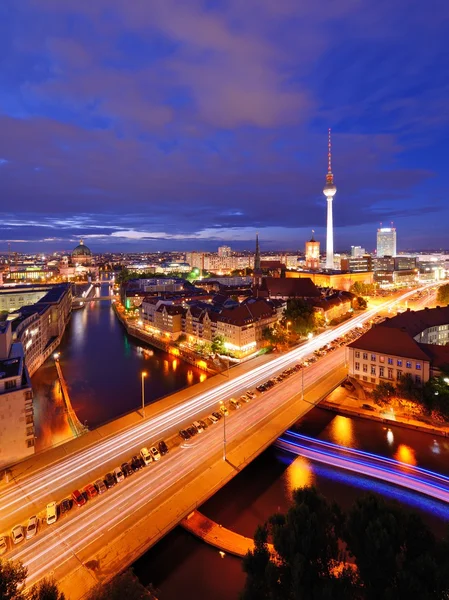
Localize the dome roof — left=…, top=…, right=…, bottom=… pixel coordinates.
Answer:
left=72, top=239, right=92, bottom=256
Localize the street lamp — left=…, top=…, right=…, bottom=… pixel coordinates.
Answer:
left=219, top=401, right=227, bottom=461
left=53, top=352, right=60, bottom=361
left=141, top=371, right=147, bottom=418
left=286, top=320, right=292, bottom=334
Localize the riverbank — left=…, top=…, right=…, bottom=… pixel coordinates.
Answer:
left=321, top=384, right=449, bottom=438
left=113, top=302, right=221, bottom=374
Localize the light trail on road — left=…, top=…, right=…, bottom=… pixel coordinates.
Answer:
left=275, top=431, right=449, bottom=503
left=0, top=284, right=436, bottom=520
left=0, top=283, right=441, bottom=589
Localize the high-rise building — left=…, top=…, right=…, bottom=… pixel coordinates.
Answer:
left=218, top=245, right=231, bottom=258
left=323, top=129, right=337, bottom=270
left=377, top=227, right=397, bottom=257
left=305, top=231, right=320, bottom=270
left=351, top=246, right=366, bottom=258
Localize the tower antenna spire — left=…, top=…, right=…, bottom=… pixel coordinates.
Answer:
left=328, top=128, right=332, bottom=174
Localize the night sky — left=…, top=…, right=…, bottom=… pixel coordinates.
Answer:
left=1, top=1, right=448, bottom=253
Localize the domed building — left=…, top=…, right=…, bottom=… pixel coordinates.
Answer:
left=72, top=239, right=93, bottom=265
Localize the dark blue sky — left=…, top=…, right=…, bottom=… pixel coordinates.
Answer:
left=1, top=0, right=448, bottom=254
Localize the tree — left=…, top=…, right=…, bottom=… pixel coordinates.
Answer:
left=371, top=381, right=395, bottom=405
left=0, top=559, right=27, bottom=600
left=396, top=373, right=422, bottom=401
left=27, top=578, right=66, bottom=600
left=350, top=282, right=375, bottom=296
left=437, top=283, right=449, bottom=306
left=283, top=299, right=318, bottom=337
left=242, top=487, right=356, bottom=600
left=353, top=296, right=367, bottom=310
left=211, top=335, right=225, bottom=354
left=85, top=570, right=158, bottom=600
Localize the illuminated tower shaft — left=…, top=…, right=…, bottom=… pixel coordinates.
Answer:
left=323, top=128, right=337, bottom=270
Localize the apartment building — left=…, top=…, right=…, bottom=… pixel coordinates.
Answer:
left=348, top=305, right=449, bottom=387
left=0, top=321, right=34, bottom=469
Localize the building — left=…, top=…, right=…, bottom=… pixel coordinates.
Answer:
left=0, top=321, right=35, bottom=469
left=305, top=232, right=320, bottom=270
left=218, top=246, right=231, bottom=258
left=71, top=240, right=93, bottom=265
left=324, top=129, right=337, bottom=270
left=286, top=270, right=374, bottom=292
left=10, top=284, right=72, bottom=376
left=351, top=246, right=366, bottom=258
left=340, top=255, right=373, bottom=273
left=0, top=284, right=53, bottom=314
left=348, top=305, right=449, bottom=387
left=377, top=227, right=397, bottom=257
left=313, top=293, right=352, bottom=323
left=256, top=277, right=321, bottom=300
left=394, top=256, right=417, bottom=271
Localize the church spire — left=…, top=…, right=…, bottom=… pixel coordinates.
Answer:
left=254, top=232, right=261, bottom=271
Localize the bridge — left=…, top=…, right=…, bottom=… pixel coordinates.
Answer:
left=73, top=295, right=117, bottom=303
left=276, top=432, right=449, bottom=503
left=0, top=284, right=439, bottom=599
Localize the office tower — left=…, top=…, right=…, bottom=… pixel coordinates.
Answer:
left=377, top=226, right=397, bottom=257
left=351, top=246, right=366, bottom=258
left=218, top=245, right=231, bottom=258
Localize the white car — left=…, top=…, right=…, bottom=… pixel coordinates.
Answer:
left=46, top=501, right=58, bottom=525
left=230, top=399, right=241, bottom=410
left=150, top=446, right=161, bottom=461
left=11, top=525, right=24, bottom=545
left=192, top=420, right=204, bottom=433
left=208, top=414, right=218, bottom=424
left=26, top=516, right=38, bottom=540
left=140, top=447, right=152, bottom=466
left=240, top=395, right=250, bottom=403
left=113, top=466, right=125, bottom=483
left=0, top=536, right=8, bottom=555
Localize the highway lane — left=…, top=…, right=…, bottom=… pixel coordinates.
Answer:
left=0, top=283, right=437, bottom=535
left=7, top=348, right=345, bottom=588
left=276, top=431, right=449, bottom=503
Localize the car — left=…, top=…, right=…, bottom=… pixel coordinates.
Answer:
left=187, top=426, right=197, bottom=437
left=246, top=390, right=256, bottom=398
left=362, top=403, right=376, bottom=411
left=198, top=419, right=208, bottom=430
left=72, top=489, right=87, bottom=507
left=192, top=420, right=204, bottom=433
left=95, top=479, right=107, bottom=494
left=46, top=501, right=58, bottom=525
left=230, top=399, right=240, bottom=410
left=104, top=472, right=117, bottom=488
left=240, top=395, right=250, bottom=403
left=114, top=466, right=125, bottom=483
left=84, top=483, right=98, bottom=499
left=179, top=429, right=191, bottom=441
left=140, top=447, right=152, bottom=466
left=0, top=536, right=7, bottom=556
left=121, top=462, right=133, bottom=477
left=60, top=498, right=72, bottom=514
left=212, top=411, right=222, bottom=420
left=131, top=455, right=144, bottom=472
left=220, top=405, right=229, bottom=416
left=26, top=516, right=38, bottom=540
left=256, top=384, right=266, bottom=392
left=150, top=446, right=161, bottom=461
left=11, top=525, right=24, bottom=545
left=208, top=414, right=218, bottom=424
left=158, top=440, right=169, bottom=455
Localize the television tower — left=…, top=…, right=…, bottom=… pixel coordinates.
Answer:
left=323, top=128, right=337, bottom=270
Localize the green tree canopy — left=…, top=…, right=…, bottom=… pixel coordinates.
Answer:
left=0, top=559, right=27, bottom=600
left=85, top=570, right=157, bottom=600
left=437, top=283, right=449, bottom=305
left=27, top=578, right=66, bottom=600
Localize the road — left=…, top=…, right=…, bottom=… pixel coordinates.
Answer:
left=0, top=283, right=439, bottom=592
left=276, top=431, right=449, bottom=503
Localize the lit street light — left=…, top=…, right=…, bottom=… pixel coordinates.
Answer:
left=286, top=320, right=292, bottom=334
left=219, top=401, right=227, bottom=461
left=141, top=371, right=147, bottom=418
left=53, top=352, right=60, bottom=361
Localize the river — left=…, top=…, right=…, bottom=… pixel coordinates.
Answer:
left=31, top=287, right=449, bottom=599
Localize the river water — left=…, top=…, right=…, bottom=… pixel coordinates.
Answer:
left=31, top=285, right=206, bottom=451
left=31, top=289, right=449, bottom=599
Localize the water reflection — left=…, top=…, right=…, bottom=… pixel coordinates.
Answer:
left=286, top=455, right=314, bottom=498
left=328, top=415, right=354, bottom=447
left=394, top=444, right=417, bottom=466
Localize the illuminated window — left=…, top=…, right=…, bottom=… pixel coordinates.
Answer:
left=397, top=359, right=402, bottom=367
left=388, top=358, right=393, bottom=365
left=416, top=363, right=421, bottom=370
left=406, top=361, right=412, bottom=369
left=371, top=354, right=376, bottom=362
left=379, top=356, right=385, bottom=363
left=371, top=366, right=376, bottom=375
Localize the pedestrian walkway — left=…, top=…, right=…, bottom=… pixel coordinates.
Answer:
left=181, top=509, right=275, bottom=557
left=54, top=360, right=88, bottom=438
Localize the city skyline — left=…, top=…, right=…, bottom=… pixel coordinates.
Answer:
left=1, top=1, right=448, bottom=252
